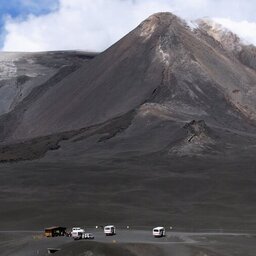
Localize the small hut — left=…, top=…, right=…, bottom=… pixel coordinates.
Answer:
left=44, top=226, right=66, bottom=237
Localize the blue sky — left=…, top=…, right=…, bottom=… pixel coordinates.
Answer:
left=0, top=0, right=59, bottom=47
left=1, top=0, right=256, bottom=52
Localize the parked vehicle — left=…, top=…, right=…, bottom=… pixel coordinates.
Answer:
left=73, top=232, right=94, bottom=240
left=71, top=227, right=85, bottom=239
left=104, top=225, right=116, bottom=236
left=73, top=234, right=83, bottom=240
left=82, top=233, right=94, bottom=239
left=152, top=227, right=165, bottom=237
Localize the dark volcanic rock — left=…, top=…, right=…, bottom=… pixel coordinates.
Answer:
left=183, top=120, right=209, bottom=142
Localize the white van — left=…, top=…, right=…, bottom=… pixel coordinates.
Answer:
left=104, top=225, right=116, bottom=236
left=71, top=227, right=85, bottom=238
left=152, top=227, right=165, bottom=237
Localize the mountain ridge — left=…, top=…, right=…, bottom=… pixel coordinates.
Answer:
left=1, top=12, right=256, bottom=153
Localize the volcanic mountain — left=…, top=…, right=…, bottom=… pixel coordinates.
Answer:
left=1, top=12, right=256, bottom=231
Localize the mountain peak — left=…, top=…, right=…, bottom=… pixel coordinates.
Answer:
left=148, top=12, right=178, bottom=20
left=138, top=12, right=181, bottom=40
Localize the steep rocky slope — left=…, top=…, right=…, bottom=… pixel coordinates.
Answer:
left=0, top=51, right=96, bottom=116
left=195, top=18, right=256, bottom=71
left=1, top=12, right=256, bottom=144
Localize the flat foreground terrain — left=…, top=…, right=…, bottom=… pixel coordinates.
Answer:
left=1, top=154, right=256, bottom=231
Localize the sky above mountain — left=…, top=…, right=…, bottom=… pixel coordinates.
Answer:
left=1, top=0, right=256, bottom=52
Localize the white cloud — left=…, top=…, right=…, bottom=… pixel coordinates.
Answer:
left=2, top=0, right=256, bottom=52
left=213, top=18, right=256, bottom=46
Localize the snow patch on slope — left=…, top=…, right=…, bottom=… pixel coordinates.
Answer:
left=186, top=20, right=199, bottom=31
